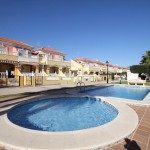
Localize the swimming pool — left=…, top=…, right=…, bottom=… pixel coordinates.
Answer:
left=8, top=97, right=118, bottom=132
left=83, top=85, right=150, bottom=100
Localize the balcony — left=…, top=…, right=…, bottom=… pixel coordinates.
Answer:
left=101, top=66, right=107, bottom=71
left=39, top=56, right=47, bottom=64
left=0, top=50, right=18, bottom=61
left=47, top=59, right=71, bottom=67
left=48, top=57, right=63, bottom=61
left=89, top=66, right=100, bottom=72
left=18, top=55, right=39, bottom=63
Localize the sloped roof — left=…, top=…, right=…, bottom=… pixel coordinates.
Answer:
left=74, top=58, right=94, bottom=63
left=0, top=37, right=33, bottom=49
left=74, top=58, right=106, bottom=65
left=37, top=47, right=65, bottom=55
left=93, top=60, right=106, bottom=66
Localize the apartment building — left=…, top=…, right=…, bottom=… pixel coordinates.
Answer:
left=37, top=47, right=71, bottom=77
left=0, top=36, right=128, bottom=86
left=71, top=58, right=129, bottom=82
left=0, top=37, right=39, bottom=78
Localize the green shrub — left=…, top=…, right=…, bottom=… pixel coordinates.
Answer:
left=130, top=65, right=150, bottom=73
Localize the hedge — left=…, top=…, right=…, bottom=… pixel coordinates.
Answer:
left=130, top=65, right=150, bottom=73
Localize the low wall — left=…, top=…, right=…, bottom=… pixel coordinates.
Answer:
left=0, top=78, right=7, bottom=86
left=43, top=77, right=61, bottom=85
left=61, top=77, right=74, bottom=85
left=42, top=77, right=74, bottom=85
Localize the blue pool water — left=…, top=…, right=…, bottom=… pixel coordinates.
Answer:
left=8, top=97, right=118, bottom=132
left=83, top=85, right=150, bottom=100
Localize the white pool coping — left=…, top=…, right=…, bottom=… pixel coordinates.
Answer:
left=0, top=96, right=138, bottom=150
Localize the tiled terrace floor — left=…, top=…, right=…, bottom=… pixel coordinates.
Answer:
left=0, top=89, right=150, bottom=150
left=107, top=105, right=150, bottom=150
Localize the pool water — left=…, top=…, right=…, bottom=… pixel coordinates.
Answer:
left=8, top=97, right=118, bottom=132
left=83, top=85, right=150, bottom=100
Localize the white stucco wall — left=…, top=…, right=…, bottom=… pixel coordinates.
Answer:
left=127, top=71, right=138, bottom=80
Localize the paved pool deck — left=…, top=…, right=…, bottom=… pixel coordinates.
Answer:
left=0, top=82, right=106, bottom=96
left=107, top=104, right=150, bottom=150
left=0, top=84, right=150, bottom=150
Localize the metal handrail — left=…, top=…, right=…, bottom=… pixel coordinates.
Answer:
left=76, top=81, right=85, bottom=91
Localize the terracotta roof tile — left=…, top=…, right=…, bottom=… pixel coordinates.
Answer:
left=0, top=37, right=33, bottom=49
left=93, top=60, right=106, bottom=65
left=74, top=58, right=94, bottom=63
left=37, top=47, right=65, bottom=55
left=74, top=58, right=128, bottom=69
left=74, top=58, right=106, bottom=65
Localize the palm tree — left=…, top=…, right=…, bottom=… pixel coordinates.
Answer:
left=140, top=50, right=150, bottom=64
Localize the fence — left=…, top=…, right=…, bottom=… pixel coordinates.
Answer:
left=0, top=76, right=19, bottom=88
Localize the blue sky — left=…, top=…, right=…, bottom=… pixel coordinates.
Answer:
left=0, top=0, right=150, bottom=67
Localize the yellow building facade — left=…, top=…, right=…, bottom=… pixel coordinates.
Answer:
left=0, top=36, right=129, bottom=86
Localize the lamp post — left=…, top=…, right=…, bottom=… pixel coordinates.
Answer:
left=106, top=61, right=109, bottom=84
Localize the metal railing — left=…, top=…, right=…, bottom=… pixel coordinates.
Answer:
left=18, top=55, right=39, bottom=63
left=76, top=81, right=85, bottom=91
left=49, top=73, right=59, bottom=77
left=0, top=72, right=8, bottom=78
left=0, top=51, right=18, bottom=56
left=21, top=72, right=34, bottom=76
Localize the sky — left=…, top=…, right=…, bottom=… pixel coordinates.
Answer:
left=0, top=0, right=150, bottom=67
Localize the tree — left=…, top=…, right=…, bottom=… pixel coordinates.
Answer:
left=140, top=50, right=150, bottom=64
left=130, top=65, right=150, bottom=74
left=130, top=50, right=150, bottom=80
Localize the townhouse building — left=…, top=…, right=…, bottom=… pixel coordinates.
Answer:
left=71, top=58, right=129, bottom=82
left=0, top=36, right=128, bottom=86
left=37, top=47, right=71, bottom=77
left=0, top=37, right=39, bottom=78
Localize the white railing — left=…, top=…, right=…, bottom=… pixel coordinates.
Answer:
left=34, top=73, right=43, bottom=76
left=65, top=73, right=70, bottom=77
left=46, top=76, right=60, bottom=80
left=48, top=58, right=63, bottom=61
left=0, top=51, right=18, bottom=56
left=18, top=55, right=39, bottom=63
left=48, top=58, right=70, bottom=63
left=0, top=51, right=8, bottom=54
left=49, top=73, right=59, bottom=77
left=62, top=77, right=72, bottom=80
left=22, top=72, right=35, bottom=76
left=0, top=72, right=8, bottom=78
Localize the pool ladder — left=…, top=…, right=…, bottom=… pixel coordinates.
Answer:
left=76, top=82, right=85, bottom=91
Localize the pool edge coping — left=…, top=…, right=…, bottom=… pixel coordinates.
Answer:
left=0, top=96, right=138, bottom=150
left=69, top=84, right=150, bottom=106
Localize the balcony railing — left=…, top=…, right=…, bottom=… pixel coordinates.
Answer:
left=48, top=57, right=63, bottom=61
left=0, top=72, right=8, bottom=78
left=18, top=55, right=39, bottom=63
left=49, top=73, right=59, bottom=77
left=0, top=51, right=18, bottom=56
left=0, top=51, right=8, bottom=55
left=21, top=72, right=35, bottom=76
left=47, top=59, right=71, bottom=67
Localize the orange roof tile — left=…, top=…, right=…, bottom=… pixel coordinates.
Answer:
left=93, top=60, right=106, bottom=66
left=0, top=37, right=33, bottom=49
left=74, top=58, right=128, bottom=70
left=74, top=58, right=94, bottom=63
left=74, top=58, right=106, bottom=65
left=37, top=47, right=65, bottom=55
